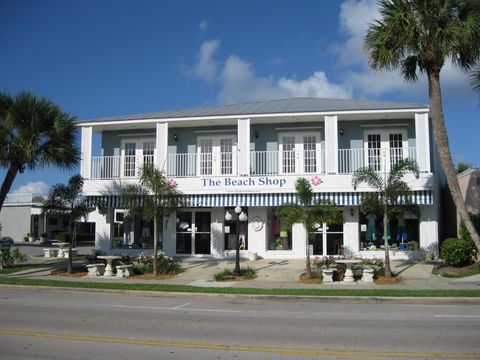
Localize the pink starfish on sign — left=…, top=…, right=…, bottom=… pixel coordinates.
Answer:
left=168, top=179, right=177, bottom=188
left=310, top=176, right=322, bottom=186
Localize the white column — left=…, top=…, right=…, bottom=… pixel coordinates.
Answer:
left=210, top=207, right=225, bottom=257
left=343, top=207, right=360, bottom=256
left=156, top=122, right=169, bottom=171
left=80, top=126, right=92, bottom=178
left=237, top=118, right=250, bottom=176
left=415, top=112, right=431, bottom=172
left=325, top=115, right=338, bottom=174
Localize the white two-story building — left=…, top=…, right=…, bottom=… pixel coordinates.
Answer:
left=77, top=97, right=440, bottom=260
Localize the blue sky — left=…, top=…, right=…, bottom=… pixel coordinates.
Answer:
left=0, top=0, right=478, bottom=195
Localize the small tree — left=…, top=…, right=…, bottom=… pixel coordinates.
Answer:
left=42, top=175, right=90, bottom=274
left=352, top=158, right=419, bottom=278
left=276, top=178, right=342, bottom=279
left=120, top=164, right=184, bottom=276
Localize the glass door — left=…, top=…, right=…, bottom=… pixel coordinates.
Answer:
left=121, top=138, right=155, bottom=177
left=364, top=130, right=407, bottom=172
left=176, top=211, right=211, bottom=255
left=279, top=132, right=321, bottom=174
left=197, top=135, right=236, bottom=176
left=309, top=217, right=344, bottom=256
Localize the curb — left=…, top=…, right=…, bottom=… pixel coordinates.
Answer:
left=2, top=284, right=480, bottom=304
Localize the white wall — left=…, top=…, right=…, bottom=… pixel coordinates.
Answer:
left=210, top=207, right=224, bottom=257
left=163, top=213, right=176, bottom=256
left=247, top=207, right=267, bottom=256
left=92, top=208, right=111, bottom=252
left=420, top=205, right=439, bottom=256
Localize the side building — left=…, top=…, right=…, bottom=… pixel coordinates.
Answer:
left=77, top=97, right=439, bottom=260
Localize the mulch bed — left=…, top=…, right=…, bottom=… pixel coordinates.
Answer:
left=432, top=263, right=479, bottom=277
left=374, top=276, right=402, bottom=285
left=51, top=269, right=88, bottom=277
left=299, top=273, right=323, bottom=284
left=128, top=273, right=175, bottom=280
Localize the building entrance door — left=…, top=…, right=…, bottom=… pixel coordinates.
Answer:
left=176, top=211, right=211, bottom=255
left=310, top=220, right=344, bottom=256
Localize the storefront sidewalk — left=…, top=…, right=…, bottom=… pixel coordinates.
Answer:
left=3, top=256, right=480, bottom=291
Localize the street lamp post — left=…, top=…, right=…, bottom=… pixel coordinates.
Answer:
left=225, top=205, right=247, bottom=276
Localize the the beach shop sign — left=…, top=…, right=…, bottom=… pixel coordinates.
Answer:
left=201, top=176, right=287, bottom=188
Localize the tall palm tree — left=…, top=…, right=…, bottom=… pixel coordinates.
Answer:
left=276, top=178, right=342, bottom=278
left=0, top=92, right=78, bottom=212
left=352, top=158, right=420, bottom=278
left=43, top=175, right=91, bottom=274
left=364, top=0, right=480, bottom=251
left=121, top=164, right=184, bottom=276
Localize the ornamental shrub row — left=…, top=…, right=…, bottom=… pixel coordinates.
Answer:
left=441, top=237, right=477, bottom=267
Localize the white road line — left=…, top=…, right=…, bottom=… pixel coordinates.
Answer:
left=172, top=302, right=191, bottom=310
left=435, top=315, right=480, bottom=318
left=112, top=304, right=241, bottom=313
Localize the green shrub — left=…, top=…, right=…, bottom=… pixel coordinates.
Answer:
left=441, top=237, right=477, bottom=267
left=213, top=267, right=256, bottom=281
left=11, top=248, right=28, bottom=264
left=133, top=252, right=181, bottom=276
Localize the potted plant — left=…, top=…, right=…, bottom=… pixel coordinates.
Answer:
left=27, top=233, right=34, bottom=243
left=40, top=232, right=47, bottom=243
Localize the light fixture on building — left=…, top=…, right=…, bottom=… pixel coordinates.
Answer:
left=340, top=128, right=344, bottom=136
left=350, top=208, right=355, bottom=217
left=254, top=131, right=259, bottom=139
left=225, top=205, right=248, bottom=276
left=173, top=134, right=178, bottom=141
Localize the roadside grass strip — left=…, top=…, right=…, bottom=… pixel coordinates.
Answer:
left=0, top=328, right=478, bottom=359
left=0, top=277, right=479, bottom=297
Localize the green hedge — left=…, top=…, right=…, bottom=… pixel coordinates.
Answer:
left=441, top=237, right=477, bottom=267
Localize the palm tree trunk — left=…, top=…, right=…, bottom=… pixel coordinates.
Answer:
left=153, top=213, right=158, bottom=276
left=67, top=217, right=73, bottom=274
left=383, top=211, right=392, bottom=278
left=427, top=70, right=480, bottom=251
left=0, top=165, right=18, bottom=212
left=305, top=233, right=312, bottom=279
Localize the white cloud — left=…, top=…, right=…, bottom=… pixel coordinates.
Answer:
left=218, top=55, right=351, bottom=104
left=336, top=0, right=379, bottom=67
left=199, top=20, right=209, bottom=31
left=12, top=181, right=49, bottom=195
left=334, top=0, right=475, bottom=101
left=185, top=39, right=220, bottom=83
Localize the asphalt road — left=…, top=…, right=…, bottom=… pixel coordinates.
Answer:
left=0, top=287, right=479, bottom=359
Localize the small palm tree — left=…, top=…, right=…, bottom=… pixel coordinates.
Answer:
left=276, top=178, right=343, bottom=279
left=364, top=0, right=480, bottom=251
left=0, top=92, right=78, bottom=212
left=352, top=158, right=420, bottom=278
left=43, top=175, right=90, bottom=274
left=121, top=164, right=184, bottom=276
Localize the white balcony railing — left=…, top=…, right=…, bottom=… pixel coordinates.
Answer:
left=91, top=155, right=155, bottom=179
left=166, top=152, right=238, bottom=178
left=250, top=150, right=325, bottom=176
left=90, top=147, right=417, bottom=179
left=338, top=147, right=417, bottom=174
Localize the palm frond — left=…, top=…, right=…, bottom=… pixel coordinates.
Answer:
left=352, top=166, right=384, bottom=191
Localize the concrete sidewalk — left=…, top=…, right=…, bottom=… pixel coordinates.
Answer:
left=3, top=255, right=480, bottom=291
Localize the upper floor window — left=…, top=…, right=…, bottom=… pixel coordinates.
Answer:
left=197, top=135, right=237, bottom=176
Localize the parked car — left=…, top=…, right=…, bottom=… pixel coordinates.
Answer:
left=0, top=236, right=14, bottom=248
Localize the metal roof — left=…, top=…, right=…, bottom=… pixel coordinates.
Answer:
left=80, top=97, right=428, bottom=123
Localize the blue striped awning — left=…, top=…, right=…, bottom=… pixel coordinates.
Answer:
left=88, top=190, right=433, bottom=208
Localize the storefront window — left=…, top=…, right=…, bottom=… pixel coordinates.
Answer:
left=111, top=212, right=157, bottom=250
left=267, top=207, right=292, bottom=250
left=359, top=212, right=419, bottom=251
left=224, top=208, right=248, bottom=250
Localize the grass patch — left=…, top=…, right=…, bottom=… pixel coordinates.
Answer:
left=214, top=267, right=256, bottom=281
left=433, top=263, right=480, bottom=278
left=0, top=277, right=479, bottom=297
left=0, top=259, right=64, bottom=275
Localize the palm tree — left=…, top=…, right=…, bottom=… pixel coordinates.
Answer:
left=276, top=178, right=342, bottom=278
left=352, top=158, right=420, bottom=278
left=0, top=92, right=78, bottom=212
left=364, top=0, right=480, bottom=251
left=121, top=164, right=184, bottom=276
left=42, top=175, right=90, bottom=274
